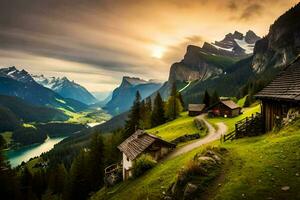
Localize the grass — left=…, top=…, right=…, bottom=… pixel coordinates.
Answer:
left=147, top=112, right=206, bottom=142
left=206, top=104, right=261, bottom=133
left=208, top=119, right=300, bottom=200
left=23, top=123, right=37, bottom=129
left=91, top=144, right=211, bottom=200
left=0, top=131, right=13, bottom=145
left=92, top=104, right=300, bottom=200
left=58, top=108, right=111, bottom=124
left=55, top=98, right=66, bottom=104
left=237, top=96, right=247, bottom=107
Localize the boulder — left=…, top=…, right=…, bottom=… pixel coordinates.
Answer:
left=183, top=183, right=198, bottom=199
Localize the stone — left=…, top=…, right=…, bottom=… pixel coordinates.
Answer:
left=183, top=183, right=198, bottom=198
left=281, top=186, right=290, bottom=191
left=296, top=173, right=299, bottom=177
left=197, top=156, right=217, bottom=165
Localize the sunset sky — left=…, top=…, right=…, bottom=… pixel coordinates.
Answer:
left=0, top=0, right=298, bottom=92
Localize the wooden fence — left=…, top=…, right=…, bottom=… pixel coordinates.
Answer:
left=221, top=112, right=264, bottom=142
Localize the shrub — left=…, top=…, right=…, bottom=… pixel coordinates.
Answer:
left=132, top=154, right=157, bottom=178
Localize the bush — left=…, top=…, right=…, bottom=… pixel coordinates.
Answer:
left=132, top=154, right=157, bottom=178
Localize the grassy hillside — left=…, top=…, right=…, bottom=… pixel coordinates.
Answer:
left=208, top=119, right=300, bottom=200
left=92, top=105, right=300, bottom=199
left=147, top=112, right=206, bottom=142
left=91, top=105, right=261, bottom=200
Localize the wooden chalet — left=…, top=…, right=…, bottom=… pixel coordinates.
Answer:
left=255, top=57, right=300, bottom=132
left=117, top=130, right=176, bottom=180
left=188, top=104, right=206, bottom=116
left=208, top=100, right=241, bottom=118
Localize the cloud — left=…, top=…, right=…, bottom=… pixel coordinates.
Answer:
left=240, top=3, right=264, bottom=20
left=0, top=0, right=298, bottom=92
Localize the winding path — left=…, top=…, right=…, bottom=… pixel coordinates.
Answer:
left=165, top=115, right=227, bottom=160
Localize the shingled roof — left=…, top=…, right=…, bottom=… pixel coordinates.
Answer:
left=220, top=100, right=240, bottom=109
left=188, top=104, right=206, bottom=112
left=255, top=57, right=300, bottom=101
left=117, top=130, right=175, bottom=160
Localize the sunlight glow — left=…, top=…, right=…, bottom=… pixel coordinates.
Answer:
left=151, top=46, right=165, bottom=59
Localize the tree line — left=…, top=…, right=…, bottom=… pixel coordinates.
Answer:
left=123, top=82, right=184, bottom=138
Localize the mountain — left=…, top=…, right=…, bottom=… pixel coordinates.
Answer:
left=252, top=3, right=300, bottom=73
left=175, top=4, right=300, bottom=105
left=32, top=75, right=97, bottom=105
left=0, top=67, right=88, bottom=112
left=157, top=31, right=260, bottom=100
left=0, top=95, right=69, bottom=123
left=202, top=30, right=260, bottom=58
left=104, top=76, right=162, bottom=115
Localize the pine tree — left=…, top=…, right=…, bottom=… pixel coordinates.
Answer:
left=177, top=92, right=185, bottom=109
left=20, top=167, right=35, bottom=200
left=48, top=164, right=67, bottom=194
left=141, top=98, right=152, bottom=129
left=124, top=91, right=142, bottom=137
left=87, top=133, right=105, bottom=191
left=0, top=135, right=20, bottom=200
left=203, top=90, right=211, bottom=107
left=210, top=90, right=220, bottom=105
left=151, top=93, right=166, bottom=127
left=32, top=170, right=46, bottom=199
left=165, top=83, right=183, bottom=120
left=68, top=151, right=89, bottom=200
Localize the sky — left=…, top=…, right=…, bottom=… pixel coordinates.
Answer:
left=0, top=0, right=298, bottom=92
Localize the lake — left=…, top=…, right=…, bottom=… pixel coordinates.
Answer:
left=5, top=136, right=66, bottom=168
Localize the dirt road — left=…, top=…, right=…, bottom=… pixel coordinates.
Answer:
left=165, top=115, right=227, bottom=160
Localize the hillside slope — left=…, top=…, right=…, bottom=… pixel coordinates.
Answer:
left=92, top=107, right=300, bottom=200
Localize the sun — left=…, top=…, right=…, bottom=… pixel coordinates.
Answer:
left=151, top=46, right=165, bottom=59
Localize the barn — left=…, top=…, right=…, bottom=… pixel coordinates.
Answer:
left=208, top=100, right=241, bottom=118
left=188, top=104, right=206, bottom=116
left=255, top=57, right=300, bottom=132
left=118, top=130, right=176, bottom=180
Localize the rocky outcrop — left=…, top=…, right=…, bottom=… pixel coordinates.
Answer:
left=252, top=3, right=300, bottom=73
left=163, top=147, right=227, bottom=200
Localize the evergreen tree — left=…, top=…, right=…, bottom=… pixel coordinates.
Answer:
left=32, top=170, right=47, bottom=200
left=68, top=151, right=89, bottom=200
left=165, top=83, right=183, bottom=120
left=20, top=167, right=36, bottom=200
left=86, top=133, right=105, bottom=191
left=48, top=164, right=67, bottom=194
left=0, top=135, right=20, bottom=200
left=140, top=98, right=152, bottom=129
left=151, top=93, right=166, bottom=127
left=210, top=90, right=220, bottom=105
left=203, top=90, right=211, bottom=107
left=177, top=92, right=185, bottom=110
left=124, top=91, right=142, bottom=137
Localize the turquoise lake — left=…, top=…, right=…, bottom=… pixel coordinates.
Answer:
left=5, top=136, right=66, bottom=167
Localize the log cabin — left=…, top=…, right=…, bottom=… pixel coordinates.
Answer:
left=255, top=57, right=300, bottom=132
left=188, top=104, right=206, bottom=116
left=117, top=130, right=176, bottom=180
left=208, top=100, right=241, bottom=118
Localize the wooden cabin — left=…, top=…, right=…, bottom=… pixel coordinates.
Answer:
left=255, top=58, right=300, bottom=132
left=208, top=100, right=241, bottom=118
left=117, top=130, right=176, bottom=180
left=188, top=104, right=206, bottom=116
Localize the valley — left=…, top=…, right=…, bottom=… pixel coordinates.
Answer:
left=0, top=2, right=300, bottom=200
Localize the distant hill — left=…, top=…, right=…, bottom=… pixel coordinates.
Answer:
left=0, top=106, right=20, bottom=132
left=0, top=95, right=69, bottom=123
left=0, top=67, right=88, bottom=112
left=104, top=76, right=162, bottom=115
left=33, top=75, right=98, bottom=105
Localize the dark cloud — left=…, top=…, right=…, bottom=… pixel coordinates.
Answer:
left=240, top=3, right=264, bottom=20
